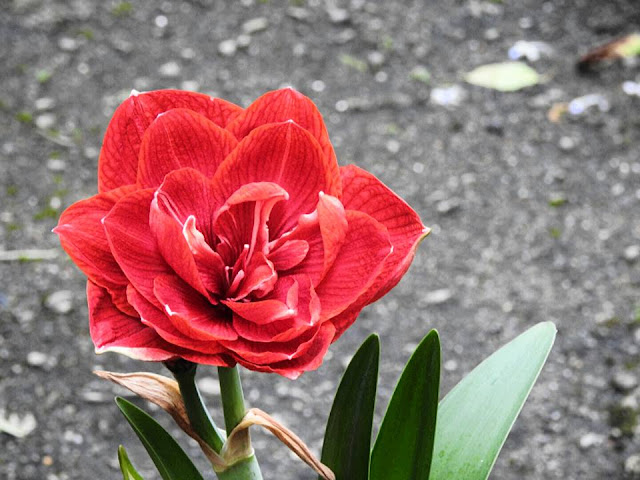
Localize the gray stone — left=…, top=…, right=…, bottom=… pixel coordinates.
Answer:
left=612, top=371, right=638, bottom=392
left=58, top=37, right=78, bottom=51
left=44, top=290, right=74, bottom=314
left=242, top=17, right=268, bottom=34
left=624, top=245, right=640, bottom=262
left=423, top=288, right=454, bottom=305
left=218, top=39, right=237, bottom=57
left=579, top=432, right=605, bottom=449
left=35, top=113, right=56, bottom=130
left=158, top=61, right=181, bottom=78
left=626, top=455, right=640, bottom=476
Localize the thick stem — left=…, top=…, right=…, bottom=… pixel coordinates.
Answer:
left=167, top=360, right=225, bottom=453
left=217, top=366, right=263, bottom=480
left=217, top=455, right=263, bottom=480
left=218, top=366, right=247, bottom=432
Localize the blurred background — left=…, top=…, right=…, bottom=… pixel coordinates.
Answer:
left=1, top=0, right=640, bottom=478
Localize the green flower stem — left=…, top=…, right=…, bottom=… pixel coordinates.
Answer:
left=170, top=362, right=225, bottom=453
left=218, top=366, right=263, bottom=480
left=218, top=366, right=247, bottom=432
left=217, top=455, right=263, bottom=480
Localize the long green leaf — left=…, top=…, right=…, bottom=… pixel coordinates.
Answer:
left=370, top=330, right=441, bottom=480
left=321, top=334, right=380, bottom=480
left=429, top=321, right=556, bottom=480
left=115, top=397, right=204, bottom=480
left=118, top=445, right=144, bottom=480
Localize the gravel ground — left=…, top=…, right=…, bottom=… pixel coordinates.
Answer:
left=1, top=0, right=640, bottom=479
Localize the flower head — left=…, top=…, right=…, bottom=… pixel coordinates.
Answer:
left=54, top=88, right=428, bottom=378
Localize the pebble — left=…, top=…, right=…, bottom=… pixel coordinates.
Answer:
left=63, top=430, right=84, bottom=445
left=0, top=410, right=37, bottom=438
left=578, top=432, right=605, bottom=449
left=180, top=80, right=200, bottom=92
left=436, top=198, right=461, bottom=215
left=35, top=113, right=56, bottom=130
left=287, top=7, right=310, bottom=21
left=430, top=85, right=467, bottom=108
left=80, top=390, right=111, bottom=403
left=508, top=40, right=553, bottom=62
left=236, top=34, right=251, bottom=49
left=612, top=371, right=638, bottom=392
left=26, top=351, right=49, bottom=367
left=423, top=288, right=454, bottom=305
left=624, top=245, right=640, bottom=262
left=34, top=97, right=56, bottom=111
left=367, top=51, right=385, bottom=68
left=44, top=290, right=74, bottom=314
left=327, top=7, right=350, bottom=24
left=218, top=39, right=237, bottom=57
left=46, top=158, right=66, bottom=171
left=158, top=61, right=181, bottom=78
left=443, top=359, right=458, bottom=371
left=626, top=455, right=640, bottom=476
left=197, top=376, right=220, bottom=396
left=58, top=37, right=78, bottom=51
left=558, top=136, right=576, bottom=151
left=242, top=17, right=268, bottom=34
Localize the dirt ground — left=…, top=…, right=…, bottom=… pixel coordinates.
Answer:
left=1, top=0, right=640, bottom=479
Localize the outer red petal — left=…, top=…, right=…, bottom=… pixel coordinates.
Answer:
left=340, top=165, right=429, bottom=303
left=87, top=281, right=178, bottom=361
left=54, top=185, right=135, bottom=290
left=237, top=322, right=336, bottom=379
left=137, top=109, right=238, bottom=189
left=98, top=89, right=242, bottom=193
left=154, top=275, right=238, bottom=341
left=316, top=210, right=392, bottom=320
left=103, top=189, right=172, bottom=307
left=127, top=285, right=228, bottom=355
left=226, top=88, right=338, bottom=170
left=212, top=121, right=341, bottom=236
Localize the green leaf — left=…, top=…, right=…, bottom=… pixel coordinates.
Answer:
left=465, top=61, right=540, bottom=92
left=115, top=397, right=204, bottom=480
left=118, top=445, right=144, bottom=480
left=321, top=334, right=380, bottom=480
left=430, top=321, right=556, bottom=480
left=370, top=330, right=441, bottom=480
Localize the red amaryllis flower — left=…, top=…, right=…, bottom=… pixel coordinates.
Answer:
left=54, top=88, right=428, bottom=378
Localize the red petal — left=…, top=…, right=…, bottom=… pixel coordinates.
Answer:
left=215, top=182, right=289, bottom=257
left=127, top=285, right=227, bottom=354
left=228, top=275, right=319, bottom=343
left=237, top=322, right=336, bottom=379
left=54, top=185, right=135, bottom=290
left=267, top=239, right=309, bottom=271
left=150, top=187, right=217, bottom=299
left=154, top=275, right=238, bottom=341
left=271, top=194, right=347, bottom=286
left=316, top=210, right=392, bottom=320
left=99, top=90, right=242, bottom=193
left=103, top=189, right=172, bottom=307
left=212, top=121, right=341, bottom=236
left=230, top=252, right=277, bottom=300
left=226, top=88, right=338, bottom=171
left=137, top=109, right=238, bottom=189
left=221, top=325, right=319, bottom=364
left=87, top=281, right=178, bottom=361
left=340, top=165, right=428, bottom=303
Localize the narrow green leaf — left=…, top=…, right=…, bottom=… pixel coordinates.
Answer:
left=465, top=61, right=540, bottom=92
left=118, top=445, right=144, bottom=480
left=430, top=321, right=556, bottom=480
left=321, top=334, right=380, bottom=480
left=115, top=397, right=204, bottom=480
left=370, top=330, right=441, bottom=480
